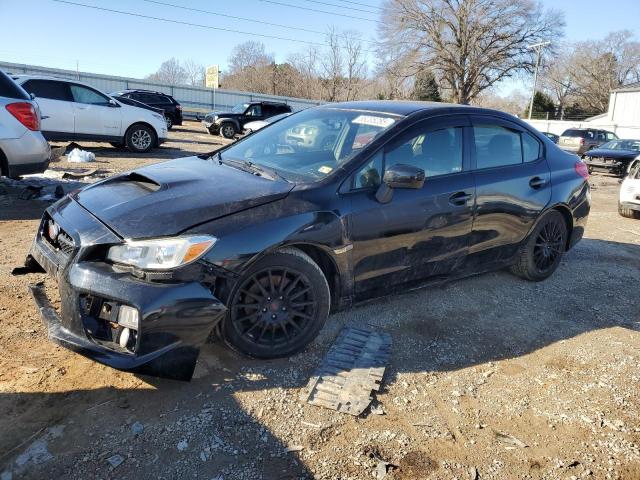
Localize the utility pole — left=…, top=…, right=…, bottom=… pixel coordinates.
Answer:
left=527, top=41, right=551, bottom=120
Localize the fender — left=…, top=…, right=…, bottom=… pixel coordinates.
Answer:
left=215, top=117, right=241, bottom=131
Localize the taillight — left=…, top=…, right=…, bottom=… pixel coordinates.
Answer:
left=579, top=138, right=585, bottom=145
left=176, top=105, right=182, bottom=110
left=575, top=160, right=589, bottom=179
left=6, top=102, right=40, bottom=131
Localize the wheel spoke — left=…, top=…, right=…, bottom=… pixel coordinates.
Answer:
left=236, top=312, right=259, bottom=323
left=289, top=287, right=311, bottom=300
left=240, top=289, right=262, bottom=302
left=278, top=269, right=288, bottom=293
left=284, top=275, right=302, bottom=296
left=268, top=269, right=275, bottom=293
left=234, top=303, right=260, bottom=310
left=291, top=310, right=313, bottom=320
left=252, top=275, right=270, bottom=297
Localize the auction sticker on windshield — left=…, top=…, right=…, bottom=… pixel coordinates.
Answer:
left=352, top=115, right=396, bottom=128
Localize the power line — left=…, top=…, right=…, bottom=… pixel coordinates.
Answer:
left=298, top=0, right=381, bottom=15
left=142, top=0, right=327, bottom=37
left=258, top=0, right=378, bottom=23
left=142, top=0, right=379, bottom=46
left=330, top=0, right=385, bottom=10
left=52, top=0, right=341, bottom=49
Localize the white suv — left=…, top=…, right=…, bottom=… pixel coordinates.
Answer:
left=619, top=158, right=640, bottom=219
left=13, top=75, right=167, bottom=153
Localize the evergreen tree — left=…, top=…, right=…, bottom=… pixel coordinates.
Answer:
left=411, top=70, right=441, bottom=102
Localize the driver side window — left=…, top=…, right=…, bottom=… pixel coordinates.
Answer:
left=385, top=126, right=463, bottom=177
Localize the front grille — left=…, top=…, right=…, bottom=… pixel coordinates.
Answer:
left=43, top=215, right=76, bottom=258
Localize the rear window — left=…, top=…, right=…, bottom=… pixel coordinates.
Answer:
left=22, top=79, right=72, bottom=101
left=0, top=71, right=29, bottom=100
left=561, top=129, right=593, bottom=139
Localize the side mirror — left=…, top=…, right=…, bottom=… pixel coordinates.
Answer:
left=30, top=93, right=36, bottom=100
left=375, top=164, right=425, bottom=203
left=108, top=99, right=120, bottom=108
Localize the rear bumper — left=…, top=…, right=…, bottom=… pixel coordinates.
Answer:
left=0, top=131, right=50, bottom=177
left=24, top=199, right=227, bottom=380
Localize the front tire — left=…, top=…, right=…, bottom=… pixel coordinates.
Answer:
left=510, top=210, right=567, bottom=281
left=125, top=124, right=155, bottom=153
left=619, top=202, right=640, bottom=219
left=222, top=248, right=330, bottom=359
left=165, top=115, right=173, bottom=130
left=220, top=122, right=237, bottom=139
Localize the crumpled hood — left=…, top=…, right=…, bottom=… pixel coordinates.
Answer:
left=585, top=148, right=639, bottom=160
left=73, top=156, right=294, bottom=239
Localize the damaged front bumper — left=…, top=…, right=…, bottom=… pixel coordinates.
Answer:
left=23, top=197, right=227, bottom=381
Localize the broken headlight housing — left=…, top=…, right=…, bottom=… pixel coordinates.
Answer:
left=106, top=235, right=216, bottom=270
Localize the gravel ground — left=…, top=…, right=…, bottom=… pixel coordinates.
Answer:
left=0, top=125, right=639, bottom=479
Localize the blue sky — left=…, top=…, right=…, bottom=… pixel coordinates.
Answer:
left=2, top=0, right=639, bottom=95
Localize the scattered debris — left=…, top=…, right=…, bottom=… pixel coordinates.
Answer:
left=285, top=445, right=304, bottom=453
left=106, top=454, right=124, bottom=468
left=131, top=422, right=144, bottom=435
left=177, top=439, right=189, bottom=451
left=370, top=403, right=385, bottom=415
left=302, top=326, right=392, bottom=416
left=67, top=148, right=95, bottom=163
left=493, top=430, right=528, bottom=448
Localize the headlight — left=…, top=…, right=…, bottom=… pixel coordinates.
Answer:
left=106, top=235, right=216, bottom=270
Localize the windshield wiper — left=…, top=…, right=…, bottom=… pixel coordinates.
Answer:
left=219, top=157, right=286, bottom=182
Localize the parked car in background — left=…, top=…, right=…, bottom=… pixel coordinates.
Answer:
left=110, top=94, right=165, bottom=116
left=22, top=101, right=590, bottom=380
left=243, top=112, right=291, bottom=133
left=559, top=128, right=618, bottom=156
left=0, top=70, right=50, bottom=178
left=542, top=132, right=559, bottom=143
left=110, top=89, right=182, bottom=130
left=583, top=139, right=640, bottom=176
left=204, top=101, right=292, bottom=138
left=14, top=76, right=167, bottom=153
left=619, top=159, right=640, bottom=219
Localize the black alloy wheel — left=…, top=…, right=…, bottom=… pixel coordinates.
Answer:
left=223, top=249, right=330, bottom=358
left=510, top=210, right=567, bottom=281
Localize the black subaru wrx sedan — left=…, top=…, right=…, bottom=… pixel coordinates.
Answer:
left=22, top=101, right=591, bottom=380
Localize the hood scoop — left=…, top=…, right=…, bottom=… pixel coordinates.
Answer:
left=102, top=172, right=162, bottom=192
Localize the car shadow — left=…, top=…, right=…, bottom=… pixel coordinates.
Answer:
left=1, top=238, right=638, bottom=478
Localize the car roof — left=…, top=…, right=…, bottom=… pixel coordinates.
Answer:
left=10, top=74, right=95, bottom=88
left=320, top=100, right=516, bottom=118
left=119, top=89, right=172, bottom=96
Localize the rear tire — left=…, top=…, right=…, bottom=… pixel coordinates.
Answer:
left=165, top=115, right=173, bottom=130
left=220, top=122, right=237, bottom=139
left=618, top=202, right=640, bottom=219
left=125, top=124, right=155, bottom=153
left=222, top=248, right=330, bottom=359
left=510, top=210, right=567, bottom=282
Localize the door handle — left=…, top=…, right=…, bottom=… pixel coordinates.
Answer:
left=529, top=177, right=547, bottom=189
left=41, top=115, right=50, bottom=120
left=449, top=191, right=473, bottom=206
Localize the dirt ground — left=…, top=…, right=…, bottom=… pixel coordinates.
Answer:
left=0, top=121, right=639, bottom=480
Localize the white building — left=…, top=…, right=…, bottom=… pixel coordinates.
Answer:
left=526, top=82, right=640, bottom=138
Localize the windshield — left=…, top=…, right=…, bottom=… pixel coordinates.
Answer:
left=599, top=140, right=640, bottom=151
left=232, top=103, right=249, bottom=113
left=219, top=108, right=401, bottom=182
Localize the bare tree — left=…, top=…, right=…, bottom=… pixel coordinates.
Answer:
left=567, top=31, right=640, bottom=112
left=288, top=47, right=321, bottom=99
left=343, top=31, right=368, bottom=101
left=183, top=59, right=206, bottom=87
left=540, top=48, right=575, bottom=118
left=225, top=41, right=274, bottom=93
left=379, top=0, right=564, bottom=104
left=145, top=58, right=187, bottom=85
left=321, top=28, right=346, bottom=102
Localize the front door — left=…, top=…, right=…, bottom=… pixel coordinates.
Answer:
left=69, top=83, right=121, bottom=139
left=242, top=104, right=264, bottom=128
left=467, top=115, right=551, bottom=266
left=345, top=115, right=475, bottom=296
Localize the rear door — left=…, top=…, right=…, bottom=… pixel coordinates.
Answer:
left=346, top=115, right=475, bottom=295
left=69, top=84, right=121, bottom=139
left=22, top=79, right=75, bottom=140
left=468, top=116, right=551, bottom=265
